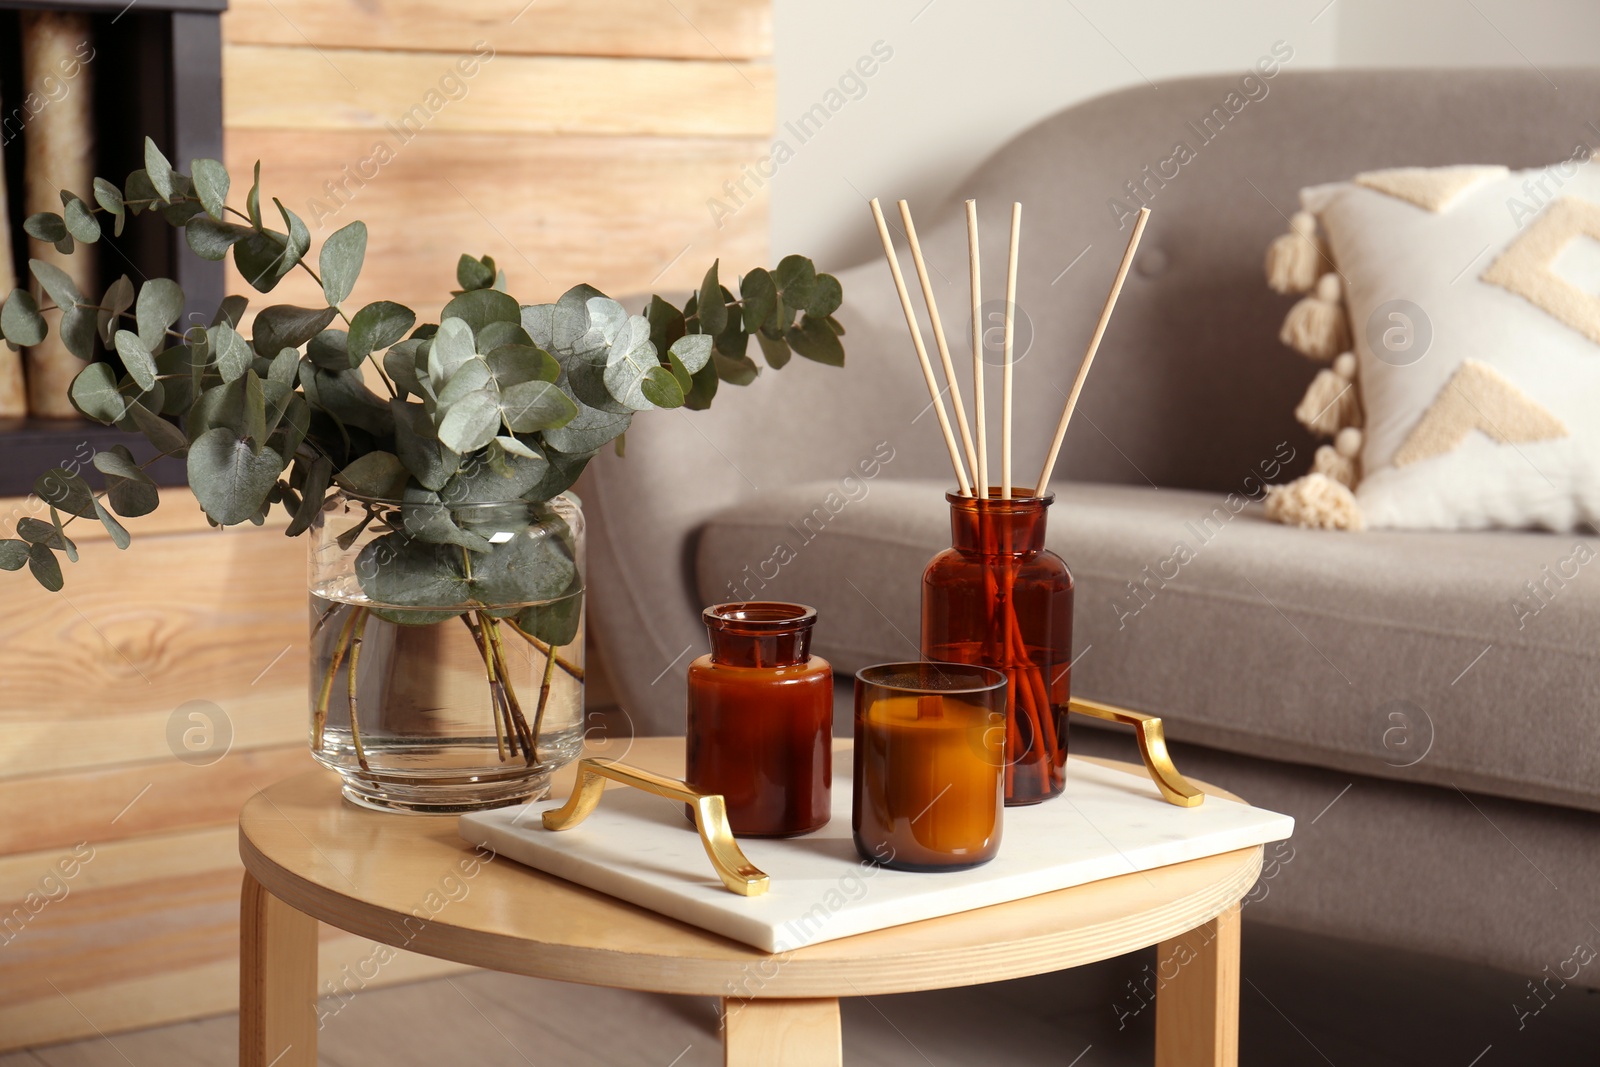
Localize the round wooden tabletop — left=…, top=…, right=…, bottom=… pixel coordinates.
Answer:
left=239, top=738, right=1261, bottom=999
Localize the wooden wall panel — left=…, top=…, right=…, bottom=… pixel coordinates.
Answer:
left=225, top=129, right=770, bottom=315
left=224, top=47, right=773, bottom=138
left=0, top=493, right=307, bottom=780
left=224, top=0, right=772, bottom=61
left=0, top=829, right=468, bottom=1049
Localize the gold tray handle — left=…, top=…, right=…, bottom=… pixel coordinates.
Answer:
left=1069, top=698, right=1204, bottom=808
left=542, top=758, right=771, bottom=897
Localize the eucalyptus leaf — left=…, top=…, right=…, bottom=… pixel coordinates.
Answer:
left=187, top=426, right=284, bottom=525
left=516, top=582, right=583, bottom=646
left=93, top=499, right=131, bottom=549
left=284, top=455, right=333, bottom=537
left=807, top=273, right=843, bottom=317
left=698, top=260, right=727, bottom=335
left=349, top=301, right=415, bottom=362
left=29, top=259, right=82, bottom=310
left=306, top=329, right=350, bottom=371
left=486, top=344, right=560, bottom=387
left=475, top=320, right=532, bottom=355
left=62, top=197, right=101, bottom=244
left=144, top=137, right=176, bottom=202
left=457, top=254, right=495, bottom=292
left=427, top=317, right=477, bottom=386
left=49, top=507, right=79, bottom=562
left=601, top=315, right=661, bottom=412
left=647, top=295, right=686, bottom=356
left=334, top=451, right=408, bottom=499
left=129, top=402, right=189, bottom=457
left=93, top=178, right=125, bottom=234
left=233, top=229, right=293, bottom=292
left=319, top=221, right=367, bottom=305
left=787, top=314, right=846, bottom=366
left=383, top=339, right=425, bottom=397
left=0, top=540, right=27, bottom=571
left=639, top=365, right=684, bottom=408
left=471, top=517, right=578, bottom=605
left=98, top=275, right=135, bottom=346
left=55, top=304, right=94, bottom=360
left=34, top=468, right=96, bottom=518
left=442, top=288, right=520, bottom=335
left=211, top=322, right=253, bottom=382
left=774, top=254, right=818, bottom=311
left=92, top=445, right=149, bottom=482
left=246, top=161, right=262, bottom=228
left=251, top=305, right=338, bottom=357
left=755, top=328, right=790, bottom=369
left=740, top=268, right=776, bottom=333
left=435, top=357, right=494, bottom=411
left=356, top=533, right=471, bottom=608
left=244, top=370, right=268, bottom=451
left=391, top=399, right=460, bottom=490
left=27, top=543, right=62, bottom=591
left=1, top=291, right=46, bottom=347
left=685, top=360, right=719, bottom=410
left=136, top=279, right=184, bottom=349
left=186, top=217, right=250, bottom=261
left=713, top=347, right=760, bottom=385
left=24, top=213, right=67, bottom=244
left=436, top=389, right=501, bottom=454
left=400, top=487, right=494, bottom=551
left=265, top=347, right=299, bottom=387
left=214, top=295, right=249, bottom=329
left=275, top=198, right=311, bottom=273
left=69, top=363, right=129, bottom=422
left=668, top=333, right=713, bottom=376
left=500, top=379, right=577, bottom=433
left=304, top=367, right=393, bottom=437
left=524, top=448, right=598, bottom=499
left=191, top=158, right=229, bottom=220
left=114, top=330, right=158, bottom=391
left=541, top=402, right=630, bottom=455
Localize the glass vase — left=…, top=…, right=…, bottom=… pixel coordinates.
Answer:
left=307, top=489, right=585, bottom=814
left=686, top=602, right=833, bottom=837
left=921, top=491, right=1073, bottom=805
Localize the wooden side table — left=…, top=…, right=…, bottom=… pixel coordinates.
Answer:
left=240, top=739, right=1258, bottom=1067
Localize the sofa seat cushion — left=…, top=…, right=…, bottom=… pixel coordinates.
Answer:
left=694, top=479, right=1600, bottom=812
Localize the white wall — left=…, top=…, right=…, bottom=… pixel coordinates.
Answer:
left=770, top=0, right=1598, bottom=270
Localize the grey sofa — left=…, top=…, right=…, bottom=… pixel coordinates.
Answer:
left=582, top=69, right=1600, bottom=980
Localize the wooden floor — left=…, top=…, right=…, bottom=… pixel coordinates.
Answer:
left=7, top=922, right=1597, bottom=1066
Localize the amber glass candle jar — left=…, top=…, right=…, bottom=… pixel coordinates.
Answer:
left=922, top=491, right=1073, bottom=806
left=852, top=662, right=1006, bottom=871
left=686, top=602, right=833, bottom=837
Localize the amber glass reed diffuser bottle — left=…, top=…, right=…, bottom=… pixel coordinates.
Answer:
left=686, top=602, right=833, bottom=836
left=922, top=491, right=1074, bottom=805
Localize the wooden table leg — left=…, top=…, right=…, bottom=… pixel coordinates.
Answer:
left=241, top=872, right=319, bottom=1067
left=722, top=997, right=841, bottom=1067
left=1155, top=904, right=1240, bottom=1067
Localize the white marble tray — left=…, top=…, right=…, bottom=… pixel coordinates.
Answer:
left=460, top=755, right=1294, bottom=952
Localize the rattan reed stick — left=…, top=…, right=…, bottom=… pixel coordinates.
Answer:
left=869, top=197, right=973, bottom=496
left=899, top=200, right=978, bottom=485
left=966, top=199, right=987, bottom=497
left=1035, top=206, right=1150, bottom=496
left=1000, top=203, right=1021, bottom=499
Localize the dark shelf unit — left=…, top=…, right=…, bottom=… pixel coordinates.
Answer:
left=0, top=0, right=225, bottom=494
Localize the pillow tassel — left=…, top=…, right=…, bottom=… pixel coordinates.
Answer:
left=1263, top=472, right=1365, bottom=531
left=1265, top=211, right=1325, bottom=294
left=1312, top=444, right=1359, bottom=488
left=1279, top=273, right=1350, bottom=361
left=1293, top=352, right=1362, bottom=436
